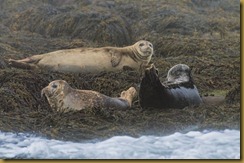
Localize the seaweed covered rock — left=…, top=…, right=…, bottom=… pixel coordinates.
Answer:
left=7, top=3, right=132, bottom=46
left=0, top=59, right=240, bottom=141
left=0, top=0, right=240, bottom=141
left=225, top=84, right=240, bottom=105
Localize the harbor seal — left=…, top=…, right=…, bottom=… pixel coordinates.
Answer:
left=41, top=80, right=137, bottom=112
left=8, top=40, right=153, bottom=73
left=139, top=64, right=202, bottom=109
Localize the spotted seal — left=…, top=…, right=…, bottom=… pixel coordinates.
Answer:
left=41, top=80, right=137, bottom=112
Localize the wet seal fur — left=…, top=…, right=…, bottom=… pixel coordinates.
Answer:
left=139, top=64, right=202, bottom=109
left=41, top=80, right=137, bottom=112
left=8, top=40, right=153, bottom=73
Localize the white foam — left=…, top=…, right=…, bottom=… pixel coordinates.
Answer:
left=0, top=129, right=240, bottom=159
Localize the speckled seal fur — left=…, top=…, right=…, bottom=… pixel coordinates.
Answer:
left=41, top=80, right=137, bottom=112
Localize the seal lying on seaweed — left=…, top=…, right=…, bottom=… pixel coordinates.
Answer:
left=139, top=64, right=202, bottom=109
left=8, top=40, right=153, bottom=74
left=41, top=80, right=137, bottom=112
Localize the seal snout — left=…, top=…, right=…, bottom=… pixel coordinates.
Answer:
left=142, top=46, right=153, bottom=56
left=145, top=49, right=153, bottom=56
left=41, top=87, right=48, bottom=98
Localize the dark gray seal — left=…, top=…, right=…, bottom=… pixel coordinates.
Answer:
left=139, top=64, right=202, bottom=109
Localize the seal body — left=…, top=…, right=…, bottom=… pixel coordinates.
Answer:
left=139, top=64, right=202, bottom=109
left=41, top=80, right=137, bottom=112
left=9, top=40, right=153, bottom=73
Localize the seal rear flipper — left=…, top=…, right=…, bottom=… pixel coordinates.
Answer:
left=110, top=50, right=122, bottom=67
left=120, top=87, right=137, bottom=107
left=144, top=64, right=160, bottom=83
left=201, top=96, right=225, bottom=106
left=9, top=54, right=44, bottom=64
left=8, top=59, right=37, bottom=70
left=139, top=64, right=167, bottom=108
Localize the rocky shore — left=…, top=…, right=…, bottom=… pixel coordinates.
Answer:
left=0, top=0, right=240, bottom=141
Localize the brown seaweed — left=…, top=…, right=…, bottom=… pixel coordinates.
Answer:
left=0, top=0, right=240, bottom=141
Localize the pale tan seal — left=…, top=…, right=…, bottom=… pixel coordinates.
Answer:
left=9, top=40, right=153, bottom=73
left=41, top=80, right=137, bottom=112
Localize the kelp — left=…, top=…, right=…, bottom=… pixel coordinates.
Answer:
left=0, top=0, right=240, bottom=141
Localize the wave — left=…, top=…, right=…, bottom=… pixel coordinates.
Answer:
left=0, top=129, right=240, bottom=159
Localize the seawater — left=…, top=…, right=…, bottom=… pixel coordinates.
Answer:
left=0, top=129, right=240, bottom=159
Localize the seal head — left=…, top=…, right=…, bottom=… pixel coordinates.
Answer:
left=133, top=40, right=153, bottom=59
left=41, top=80, right=72, bottom=111
left=166, top=64, right=192, bottom=83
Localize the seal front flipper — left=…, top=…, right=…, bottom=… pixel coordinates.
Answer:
left=110, top=50, right=122, bottom=67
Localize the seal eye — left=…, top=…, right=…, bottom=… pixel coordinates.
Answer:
left=52, top=84, right=57, bottom=89
left=139, top=43, right=144, bottom=47
left=149, top=44, right=153, bottom=48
